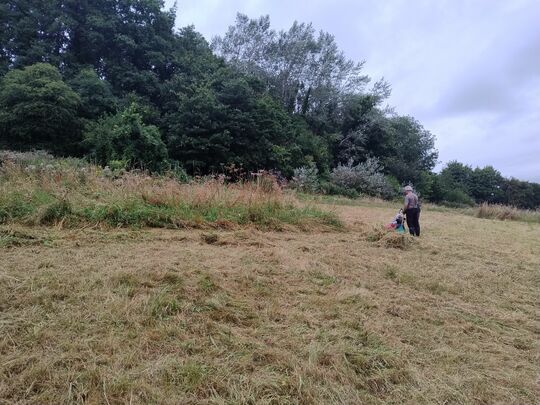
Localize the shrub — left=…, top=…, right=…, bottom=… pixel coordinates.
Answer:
left=441, top=189, right=475, bottom=207
left=165, top=163, right=190, bottom=183
left=291, top=163, right=319, bottom=193
left=330, top=158, right=396, bottom=198
left=319, top=181, right=360, bottom=199
left=84, top=103, right=168, bottom=172
left=35, top=199, right=72, bottom=225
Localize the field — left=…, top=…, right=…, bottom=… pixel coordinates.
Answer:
left=1, top=194, right=539, bottom=404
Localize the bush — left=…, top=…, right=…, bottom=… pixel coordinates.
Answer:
left=84, top=103, right=168, bottom=172
left=440, top=189, right=475, bottom=207
left=35, top=199, right=72, bottom=225
left=330, top=158, right=395, bottom=198
left=291, top=163, right=319, bottom=193
left=319, top=181, right=360, bottom=199
left=165, top=164, right=190, bottom=183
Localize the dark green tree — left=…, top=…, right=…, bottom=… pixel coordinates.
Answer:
left=469, top=166, right=505, bottom=204
left=0, top=63, right=82, bottom=154
left=68, top=68, right=117, bottom=120
left=435, top=162, right=475, bottom=206
left=84, top=103, right=167, bottom=171
left=383, top=115, right=438, bottom=184
left=501, top=178, right=540, bottom=209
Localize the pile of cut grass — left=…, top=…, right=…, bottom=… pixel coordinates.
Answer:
left=0, top=152, right=341, bottom=231
left=0, top=228, right=49, bottom=248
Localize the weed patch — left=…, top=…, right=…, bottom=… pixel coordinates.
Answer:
left=476, top=203, right=540, bottom=223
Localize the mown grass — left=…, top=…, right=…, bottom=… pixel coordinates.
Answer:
left=1, top=203, right=538, bottom=404
left=0, top=153, right=341, bottom=231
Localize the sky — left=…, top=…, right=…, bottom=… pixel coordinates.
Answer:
left=165, top=0, right=540, bottom=181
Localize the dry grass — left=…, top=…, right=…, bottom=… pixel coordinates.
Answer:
left=1, top=200, right=539, bottom=404
left=476, top=202, right=540, bottom=223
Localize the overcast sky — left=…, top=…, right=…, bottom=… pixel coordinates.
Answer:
left=166, top=0, right=540, bottom=181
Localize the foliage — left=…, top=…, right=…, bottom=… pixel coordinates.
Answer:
left=84, top=104, right=168, bottom=171
left=291, top=163, right=319, bottom=193
left=212, top=14, right=369, bottom=116
left=0, top=63, right=82, bottom=154
left=382, top=116, right=438, bottom=185
left=319, top=181, right=360, bottom=199
left=426, top=161, right=540, bottom=209
left=330, top=158, right=396, bottom=198
left=0, top=4, right=537, bottom=207
left=68, top=68, right=117, bottom=120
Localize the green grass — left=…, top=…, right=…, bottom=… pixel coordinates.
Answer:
left=0, top=156, right=342, bottom=231
left=0, top=192, right=341, bottom=230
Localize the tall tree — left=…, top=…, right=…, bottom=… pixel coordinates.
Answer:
left=0, top=63, right=81, bottom=154
left=212, top=14, right=370, bottom=116
left=383, top=115, right=438, bottom=184
left=469, top=166, right=505, bottom=204
left=68, top=68, right=117, bottom=120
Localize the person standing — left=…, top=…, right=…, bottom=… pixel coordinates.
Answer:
left=403, top=185, right=420, bottom=236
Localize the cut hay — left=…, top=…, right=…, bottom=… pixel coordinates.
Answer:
left=366, top=226, right=416, bottom=249
left=377, top=232, right=415, bottom=250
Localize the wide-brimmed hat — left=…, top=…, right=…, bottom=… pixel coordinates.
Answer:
left=403, top=185, right=413, bottom=192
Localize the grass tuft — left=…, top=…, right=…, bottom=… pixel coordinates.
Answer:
left=148, top=288, right=183, bottom=320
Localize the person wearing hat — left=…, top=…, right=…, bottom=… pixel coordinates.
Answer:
left=403, top=185, right=420, bottom=236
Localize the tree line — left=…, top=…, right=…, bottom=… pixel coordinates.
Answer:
left=0, top=1, right=538, bottom=208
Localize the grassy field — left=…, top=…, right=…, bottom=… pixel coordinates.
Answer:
left=1, top=197, right=539, bottom=404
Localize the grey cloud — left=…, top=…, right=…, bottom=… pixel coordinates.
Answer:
left=436, top=30, right=540, bottom=116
